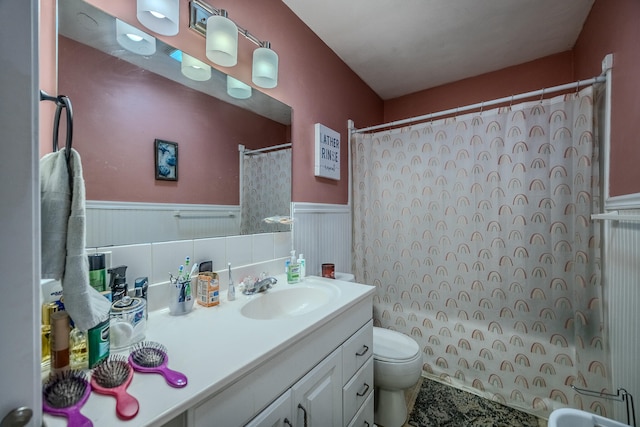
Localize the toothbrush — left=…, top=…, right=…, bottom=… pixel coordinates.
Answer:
left=188, top=261, right=199, bottom=281
left=184, top=257, right=191, bottom=280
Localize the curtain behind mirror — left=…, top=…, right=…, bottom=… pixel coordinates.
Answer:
left=241, top=148, right=292, bottom=234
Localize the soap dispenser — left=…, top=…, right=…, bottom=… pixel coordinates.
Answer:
left=287, top=250, right=300, bottom=284
left=108, top=265, right=128, bottom=302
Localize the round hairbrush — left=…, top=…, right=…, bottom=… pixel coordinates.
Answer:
left=128, top=341, right=188, bottom=388
left=42, top=369, right=93, bottom=427
left=90, top=354, right=139, bottom=420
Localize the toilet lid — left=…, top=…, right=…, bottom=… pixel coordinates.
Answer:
left=373, top=327, right=420, bottom=362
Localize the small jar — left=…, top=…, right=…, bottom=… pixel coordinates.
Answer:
left=322, top=263, right=335, bottom=279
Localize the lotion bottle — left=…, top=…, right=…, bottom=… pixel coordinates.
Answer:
left=297, top=253, right=306, bottom=279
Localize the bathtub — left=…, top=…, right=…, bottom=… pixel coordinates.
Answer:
left=548, top=408, right=630, bottom=427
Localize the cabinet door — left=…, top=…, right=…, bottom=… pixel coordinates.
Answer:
left=292, top=347, right=342, bottom=427
left=245, top=390, right=293, bottom=427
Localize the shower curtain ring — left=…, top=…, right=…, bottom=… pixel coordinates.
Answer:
left=576, top=80, right=581, bottom=93
left=479, top=101, right=484, bottom=115
left=539, top=88, right=545, bottom=103
left=509, top=95, right=514, bottom=108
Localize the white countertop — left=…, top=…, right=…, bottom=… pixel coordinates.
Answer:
left=43, top=275, right=374, bottom=427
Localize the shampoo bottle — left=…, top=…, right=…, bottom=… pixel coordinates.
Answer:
left=287, top=250, right=300, bottom=284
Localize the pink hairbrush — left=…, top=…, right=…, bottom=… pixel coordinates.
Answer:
left=128, top=341, right=188, bottom=388
left=42, top=369, right=93, bottom=427
left=90, top=354, right=139, bottom=420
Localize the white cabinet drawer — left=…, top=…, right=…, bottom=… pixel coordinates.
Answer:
left=342, top=320, right=373, bottom=383
left=343, top=357, right=374, bottom=426
left=346, top=384, right=374, bottom=427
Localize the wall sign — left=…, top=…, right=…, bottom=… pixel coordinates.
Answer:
left=314, top=123, right=340, bottom=180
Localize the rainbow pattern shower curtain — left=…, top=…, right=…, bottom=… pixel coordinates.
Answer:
left=352, top=86, right=611, bottom=418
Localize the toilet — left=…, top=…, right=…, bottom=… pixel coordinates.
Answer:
left=373, top=326, right=423, bottom=427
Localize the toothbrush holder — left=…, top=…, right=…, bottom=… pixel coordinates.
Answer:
left=168, top=278, right=195, bottom=316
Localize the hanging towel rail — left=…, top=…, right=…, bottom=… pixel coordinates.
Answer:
left=40, top=90, right=74, bottom=176
left=591, top=211, right=640, bottom=222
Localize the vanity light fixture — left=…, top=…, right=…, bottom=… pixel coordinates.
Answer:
left=189, top=0, right=279, bottom=89
left=252, top=41, right=278, bottom=89
left=206, top=10, right=238, bottom=67
left=181, top=52, right=212, bottom=81
left=227, top=76, right=252, bottom=99
left=137, top=0, right=180, bottom=36
left=116, top=19, right=157, bottom=55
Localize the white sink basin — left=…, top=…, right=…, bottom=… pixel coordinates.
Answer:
left=548, top=408, right=630, bottom=427
left=240, top=283, right=339, bottom=320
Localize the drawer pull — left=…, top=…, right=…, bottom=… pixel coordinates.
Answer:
left=298, top=403, right=308, bottom=427
left=356, top=383, right=370, bottom=397
left=355, top=345, right=369, bottom=357
left=283, top=418, right=292, bottom=427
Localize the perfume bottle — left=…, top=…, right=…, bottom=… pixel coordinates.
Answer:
left=69, top=327, right=88, bottom=370
left=41, top=302, right=60, bottom=370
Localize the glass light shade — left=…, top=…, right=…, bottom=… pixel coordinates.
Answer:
left=116, top=19, right=156, bottom=55
left=252, top=46, right=278, bottom=89
left=181, top=53, right=212, bottom=81
left=205, top=13, right=238, bottom=67
left=137, top=0, right=179, bottom=36
left=227, top=76, right=252, bottom=99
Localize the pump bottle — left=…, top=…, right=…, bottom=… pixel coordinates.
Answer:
left=287, top=250, right=300, bottom=284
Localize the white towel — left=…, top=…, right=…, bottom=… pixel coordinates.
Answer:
left=40, top=148, right=111, bottom=331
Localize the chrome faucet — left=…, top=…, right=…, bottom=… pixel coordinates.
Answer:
left=243, top=277, right=277, bottom=295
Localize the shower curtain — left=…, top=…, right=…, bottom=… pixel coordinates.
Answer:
left=352, top=87, right=611, bottom=418
left=241, top=148, right=291, bottom=235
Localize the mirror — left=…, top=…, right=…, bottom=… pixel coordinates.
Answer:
left=57, top=0, right=292, bottom=247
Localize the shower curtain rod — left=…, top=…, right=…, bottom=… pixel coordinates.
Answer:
left=351, top=75, right=607, bottom=134
left=239, top=142, right=292, bottom=155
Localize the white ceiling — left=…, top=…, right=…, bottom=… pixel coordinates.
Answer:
left=282, top=0, right=595, bottom=100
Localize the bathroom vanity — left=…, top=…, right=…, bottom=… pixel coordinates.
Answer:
left=43, top=275, right=375, bottom=427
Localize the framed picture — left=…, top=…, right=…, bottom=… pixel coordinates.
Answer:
left=154, top=139, right=178, bottom=181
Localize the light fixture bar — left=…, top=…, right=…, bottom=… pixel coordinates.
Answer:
left=189, top=0, right=268, bottom=48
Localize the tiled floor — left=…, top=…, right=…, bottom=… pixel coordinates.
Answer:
left=402, top=377, right=548, bottom=427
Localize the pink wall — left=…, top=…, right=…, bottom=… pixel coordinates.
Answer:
left=59, top=36, right=287, bottom=204
left=39, top=0, right=57, bottom=158
left=573, top=0, right=640, bottom=197
left=386, top=0, right=640, bottom=198
left=384, top=52, right=574, bottom=122
left=85, top=0, right=383, bottom=205
left=56, top=0, right=638, bottom=203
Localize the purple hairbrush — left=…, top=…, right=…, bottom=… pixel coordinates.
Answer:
left=42, top=369, right=93, bottom=427
left=128, top=341, right=188, bottom=388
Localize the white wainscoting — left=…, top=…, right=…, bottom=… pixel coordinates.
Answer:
left=601, top=207, right=640, bottom=423
left=86, top=201, right=241, bottom=247
left=292, top=202, right=351, bottom=277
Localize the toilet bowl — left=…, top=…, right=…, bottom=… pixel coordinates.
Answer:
left=373, top=327, right=422, bottom=427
